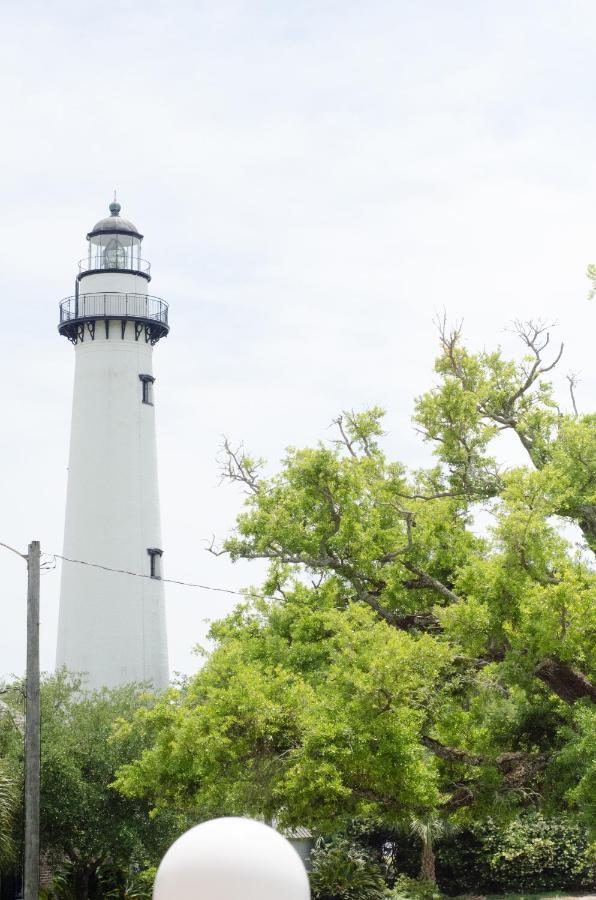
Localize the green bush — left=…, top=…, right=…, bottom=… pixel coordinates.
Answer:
left=436, top=814, right=593, bottom=895
left=434, top=828, right=490, bottom=895
left=483, top=813, right=593, bottom=892
left=337, top=814, right=594, bottom=895
left=41, top=861, right=157, bottom=900
left=387, top=874, right=442, bottom=900
left=309, top=837, right=387, bottom=900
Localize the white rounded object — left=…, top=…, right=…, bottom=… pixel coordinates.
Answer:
left=153, top=817, right=310, bottom=900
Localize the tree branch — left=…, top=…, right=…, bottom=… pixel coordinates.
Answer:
left=534, top=657, right=596, bottom=704
left=359, top=591, right=439, bottom=632
left=517, top=547, right=562, bottom=585
left=567, top=373, right=579, bottom=418
left=401, top=561, right=462, bottom=604
left=510, top=320, right=564, bottom=403
left=421, top=736, right=484, bottom=766
left=331, top=415, right=357, bottom=458
left=219, top=438, right=264, bottom=494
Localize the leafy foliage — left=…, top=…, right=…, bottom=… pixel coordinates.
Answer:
left=0, top=756, right=17, bottom=869
left=0, top=673, right=184, bottom=896
left=115, top=601, right=449, bottom=830
left=40, top=860, right=156, bottom=900
left=387, top=875, right=443, bottom=900
left=115, top=321, right=595, bottom=889
left=549, top=703, right=596, bottom=833
left=482, top=813, right=592, bottom=892
left=320, top=815, right=594, bottom=896
left=432, top=814, right=594, bottom=894
left=309, top=837, right=387, bottom=900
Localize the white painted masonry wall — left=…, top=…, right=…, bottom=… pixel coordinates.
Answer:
left=80, top=271, right=150, bottom=295
left=57, top=268, right=169, bottom=691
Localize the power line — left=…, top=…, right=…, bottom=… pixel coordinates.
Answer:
left=1, top=541, right=274, bottom=602
left=0, top=541, right=27, bottom=560
left=53, top=553, right=255, bottom=597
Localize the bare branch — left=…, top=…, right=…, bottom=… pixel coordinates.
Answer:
left=219, top=438, right=264, bottom=494
left=435, top=310, right=464, bottom=364
left=567, top=373, right=579, bottom=418
left=345, top=410, right=377, bottom=458
left=510, top=319, right=564, bottom=404
left=331, top=415, right=357, bottom=458
left=206, top=535, right=227, bottom=557
left=229, top=548, right=337, bottom=569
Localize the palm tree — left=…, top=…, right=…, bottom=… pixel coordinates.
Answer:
left=409, top=815, right=451, bottom=883
left=0, top=760, right=16, bottom=869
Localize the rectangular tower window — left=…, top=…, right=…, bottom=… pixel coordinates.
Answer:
left=139, top=373, right=155, bottom=405
left=147, top=548, right=163, bottom=579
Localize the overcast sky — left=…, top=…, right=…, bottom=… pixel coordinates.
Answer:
left=1, top=0, right=595, bottom=681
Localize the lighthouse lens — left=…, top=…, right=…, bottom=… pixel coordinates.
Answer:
left=104, top=237, right=127, bottom=269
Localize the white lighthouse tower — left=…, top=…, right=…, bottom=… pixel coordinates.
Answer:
left=56, top=200, right=169, bottom=691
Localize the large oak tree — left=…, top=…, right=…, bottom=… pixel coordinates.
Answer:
left=116, top=321, right=596, bottom=840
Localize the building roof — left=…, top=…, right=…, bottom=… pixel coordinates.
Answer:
left=279, top=826, right=313, bottom=840
left=87, top=201, right=143, bottom=240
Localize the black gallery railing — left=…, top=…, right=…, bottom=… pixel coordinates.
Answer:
left=78, top=257, right=152, bottom=276
left=59, top=292, right=169, bottom=326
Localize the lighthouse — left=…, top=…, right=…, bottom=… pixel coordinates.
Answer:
left=56, top=201, right=169, bottom=691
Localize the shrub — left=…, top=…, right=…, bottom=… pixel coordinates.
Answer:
left=435, top=814, right=594, bottom=895
left=0, top=760, right=17, bottom=870
left=309, top=837, right=387, bottom=900
left=434, top=828, right=489, bottom=895
left=387, top=874, right=442, bottom=900
left=483, top=813, right=593, bottom=892
left=41, top=861, right=157, bottom=900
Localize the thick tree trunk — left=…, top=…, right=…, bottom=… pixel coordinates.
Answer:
left=577, top=503, right=596, bottom=554
left=420, top=840, right=436, bottom=883
left=74, top=867, right=90, bottom=900
left=534, top=657, right=596, bottom=704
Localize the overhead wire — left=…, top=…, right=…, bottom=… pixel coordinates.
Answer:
left=0, top=541, right=27, bottom=560
left=0, top=540, right=272, bottom=602
left=53, top=553, right=256, bottom=597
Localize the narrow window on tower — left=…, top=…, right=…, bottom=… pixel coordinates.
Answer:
left=139, top=374, right=155, bottom=405
left=147, top=548, right=163, bottom=579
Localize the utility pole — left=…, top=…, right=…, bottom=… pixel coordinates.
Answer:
left=24, top=540, right=40, bottom=900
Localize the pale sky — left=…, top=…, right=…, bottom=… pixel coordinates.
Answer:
left=1, top=0, right=595, bottom=680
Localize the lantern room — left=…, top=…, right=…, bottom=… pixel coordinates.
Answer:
left=79, top=200, right=151, bottom=280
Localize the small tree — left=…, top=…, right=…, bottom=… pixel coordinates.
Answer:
left=309, top=837, right=387, bottom=900
left=0, top=672, right=184, bottom=899
left=408, top=816, right=454, bottom=884
left=0, top=759, right=17, bottom=871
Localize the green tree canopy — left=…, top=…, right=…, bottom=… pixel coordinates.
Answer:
left=0, top=673, right=183, bottom=897
left=116, top=320, right=596, bottom=838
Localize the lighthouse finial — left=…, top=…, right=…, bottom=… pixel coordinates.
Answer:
left=109, top=191, right=121, bottom=216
